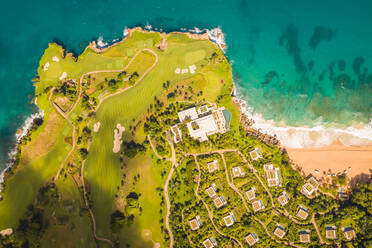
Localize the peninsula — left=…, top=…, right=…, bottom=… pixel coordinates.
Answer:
left=0, top=28, right=370, bottom=248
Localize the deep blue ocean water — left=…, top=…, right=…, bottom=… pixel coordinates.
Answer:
left=1, top=0, right=372, bottom=169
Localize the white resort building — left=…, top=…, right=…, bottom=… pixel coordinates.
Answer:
left=223, top=212, right=236, bottom=227
left=325, top=225, right=337, bottom=239
left=245, top=187, right=256, bottom=201
left=170, top=125, right=182, bottom=143
left=296, top=205, right=309, bottom=220
left=207, top=160, right=218, bottom=173
left=245, top=233, right=259, bottom=246
left=252, top=199, right=265, bottom=212
left=177, top=107, right=199, bottom=122
left=299, top=230, right=311, bottom=243
left=188, top=215, right=202, bottom=230
left=302, top=177, right=319, bottom=197
left=249, top=147, right=263, bottom=161
left=205, top=184, right=217, bottom=198
left=342, top=226, right=356, bottom=240
left=232, top=166, right=245, bottom=178
left=213, top=195, right=227, bottom=209
left=203, top=237, right=217, bottom=248
left=264, top=164, right=281, bottom=187
left=277, top=191, right=290, bottom=206
left=274, top=224, right=286, bottom=239
left=172, top=105, right=230, bottom=142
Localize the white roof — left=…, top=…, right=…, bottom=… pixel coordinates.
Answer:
left=178, top=107, right=198, bottom=122
left=187, top=114, right=218, bottom=141
left=223, top=215, right=234, bottom=227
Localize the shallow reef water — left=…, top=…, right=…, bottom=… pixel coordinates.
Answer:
left=1, top=0, right=372, bottom=168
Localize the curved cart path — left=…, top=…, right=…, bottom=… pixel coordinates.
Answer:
left=192, top=155, right=244, bottom=247
left=49, top=48, right=158, bottom=246
left=164, top=137, right=176, bottom=248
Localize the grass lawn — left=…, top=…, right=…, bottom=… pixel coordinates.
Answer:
left=83, top=31, right=220, bottom=239
left=116, top=153, right=169, bottom=247
left=40, top=176, right=96, bottom=248
left=0, top=30, right=166, bottom=230
left=0, top=113, right=72, bottom=229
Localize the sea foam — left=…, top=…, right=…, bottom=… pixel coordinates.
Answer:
left=236, top=97, right=372, bottom=148
left=0, top=100, right=44, bottom=192
left=96, top=35, right=108, bottom=48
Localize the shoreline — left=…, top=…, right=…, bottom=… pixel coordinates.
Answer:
left=2, top=25, right=371, bottom=189
left=234, top=97, right=372, bottom=182
left=235, top=96, right=372, bottom=148
left=0, top=26, right=226, bottom=191
left=0, top=102, right=44, bottom=191
left=287, top=141, right=372, bottom=180
left=89, top=26, right=226, bottom=53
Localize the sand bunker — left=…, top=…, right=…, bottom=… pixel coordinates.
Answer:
left=175, top=64, right=196, bottom=74
left=93, top=122, right=101, bottom=132
left=141, top=229, right=152, bottom=240
left=113, top=123, right=125, bottom=153
left=44, top=62, right=50, bottom=71
left=52, top=56, right=60, bottom=62
left=0, top=228, right=13, bottom=236
left=59, top=72, right=67, bottom=80
left=189, top=64, right=196, bottom=73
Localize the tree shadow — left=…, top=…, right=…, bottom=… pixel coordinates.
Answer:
left=349, top=170, right=372, bottom=189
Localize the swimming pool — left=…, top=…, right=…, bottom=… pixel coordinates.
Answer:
left=223, top=109, right=231, bottom=129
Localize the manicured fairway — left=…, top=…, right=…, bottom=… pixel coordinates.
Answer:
left=84, top=32, right=220, bottom=238
left=117, top=154, right=169, bottom=247
left=40, top=176, right=96, bottom=248
left=0, top=118, right=72, bottom=228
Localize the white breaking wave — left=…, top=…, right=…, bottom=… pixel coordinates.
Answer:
left=123, top=27, right=129, bottom=38
left=0, top=100, right=44, bottom=191
left=206, top=27, right=226, bottom=51
left=144, top=24, right=152, bottom=30
left=236, top=98, right=372, bottom=148
left=96, top=36, right=108, bottom=48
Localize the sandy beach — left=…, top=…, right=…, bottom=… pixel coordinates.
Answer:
left=287, top=141, right=372, bottom=180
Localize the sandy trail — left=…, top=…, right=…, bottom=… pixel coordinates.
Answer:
left=50, top=48, right=158, bottom=247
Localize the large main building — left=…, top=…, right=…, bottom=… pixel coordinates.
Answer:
left=171, top=105, right=230, bottom=142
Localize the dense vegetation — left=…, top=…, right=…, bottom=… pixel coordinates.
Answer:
left=0, top=29, right=370, bottom=248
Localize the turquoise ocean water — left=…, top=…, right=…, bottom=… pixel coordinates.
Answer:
left=1, top=0, right=372, bottom=169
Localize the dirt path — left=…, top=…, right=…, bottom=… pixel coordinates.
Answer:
left=52, top=49, right=158, bottom=181
left=233, top=151, right=333, bottom=243
left=164, top=137, right=176, bottom=248
left=219, top=152, right=302, bottom=248
left=192, top=154, right=244, bottom=247
left=49, top=48, right=159, bottom=246
left=49, top=88, right=76, bottom=181
left=310, top=210, right=334, bottom=246
left=187, top=149, right=311, bottom=247
left=148, top=135, right=170, bottom=161
left=81, top=159, right=114, bottom=247
left=68, top=48, right=157, bottom=115
left=318, top=188, right=337, bottom=199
